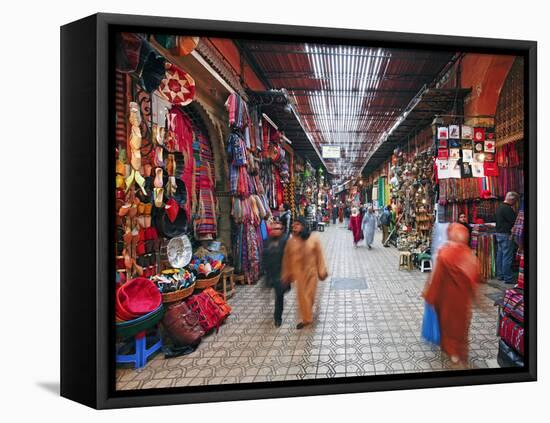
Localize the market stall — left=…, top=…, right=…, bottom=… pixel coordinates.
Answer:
left=114, top=33, right=235, bottom=367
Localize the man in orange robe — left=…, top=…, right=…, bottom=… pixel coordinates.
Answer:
left=282, top=217, right=328, bottom=329
left=424, top=223, right=481, bottom=365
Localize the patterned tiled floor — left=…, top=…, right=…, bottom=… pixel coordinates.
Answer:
left=116, top=224, right=502, bottom=390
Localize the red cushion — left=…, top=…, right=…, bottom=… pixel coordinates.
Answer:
left=116, top=277, right=161, bottom=321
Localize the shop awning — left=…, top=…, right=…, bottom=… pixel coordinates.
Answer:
left=361, top=87, right=471, bottom=177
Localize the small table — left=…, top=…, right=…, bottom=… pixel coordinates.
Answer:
left=317, top=222, right=326, bottom=232
left=219, top=266, right=235, bottom=301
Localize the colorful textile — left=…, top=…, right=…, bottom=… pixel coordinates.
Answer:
left=476, top=231, right=496, bottom=280
left=517, top=251, right=525, bottom=289
left=167, top=107, right=195, bottom=219
left=226, top=93, right=270, bottom=284
left=499, top=313, right=524, bottom=356
left=496, top=142, right=521, bottom=167
left=225, top=93, right=250, bottom=130
left=377, top=177, right=386, bottom=208
left=193, top=132, right=217, bottom=238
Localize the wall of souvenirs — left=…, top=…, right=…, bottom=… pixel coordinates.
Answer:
left=225, top=93, right=272, bottom=284
left=384, top=148, right=435, bottom=254
left=115, top=34, right=222, bottom=283
left=114, top=33, right=244, bottom=366
left=113, top=34, right=326, bottom=369
left=364, top=122, right=524, bottom=280
left=434, top=123, right=524, bottom=279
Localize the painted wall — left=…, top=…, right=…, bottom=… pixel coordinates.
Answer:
left=461, top=54, right=515, bottom=116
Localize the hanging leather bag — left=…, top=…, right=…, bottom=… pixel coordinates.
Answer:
left=162, top=301, right=204, bottom=346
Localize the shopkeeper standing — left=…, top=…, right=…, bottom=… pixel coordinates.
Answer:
left=495, top=191, right=519, bottom=284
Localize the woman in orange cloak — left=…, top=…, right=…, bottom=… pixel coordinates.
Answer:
left=282, top=217, right=328, bottom=329
left=424, top=223, right=481, bottom=365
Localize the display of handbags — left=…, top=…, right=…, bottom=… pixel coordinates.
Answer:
left=185, top=291, right=230, bottom=333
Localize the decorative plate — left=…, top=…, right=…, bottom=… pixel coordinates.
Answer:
left=167, top=235, right=193, bottom=268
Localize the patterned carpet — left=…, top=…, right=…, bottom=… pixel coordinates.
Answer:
left=116, top=224, right=502, bottom=390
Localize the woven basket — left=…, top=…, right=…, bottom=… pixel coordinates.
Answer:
left=161, top=282, right=195, bottom=303
left=195, top=274, right=221, bottom=290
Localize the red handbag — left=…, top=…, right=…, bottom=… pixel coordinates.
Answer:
left=185, top=292, right=225, bottom=333
left=202, top=288, right=232, bottom=320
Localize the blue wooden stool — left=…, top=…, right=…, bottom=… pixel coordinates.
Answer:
left=116, top=330, right=163, bottom=368
left=116, top=305, right=164, bottom=369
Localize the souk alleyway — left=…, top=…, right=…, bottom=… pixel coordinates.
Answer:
left=116, top=225, right=501, bottom=390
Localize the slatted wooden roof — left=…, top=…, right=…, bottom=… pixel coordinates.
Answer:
left=238, top=40, right=456, bottom=180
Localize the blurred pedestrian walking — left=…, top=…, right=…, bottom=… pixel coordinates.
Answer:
left=279, top=203, right=292, bottom=236
left=282, top=217, right=328, bottom=329
left=423, top=223, right=481, bottom=366
left=332, top=203, right=338, bottom=224
left=379, top=205, right=391, bottom=246
left=344, top=205, right=351, bottom=228
left=349, top=207, right=363, bottom=248
left=362, top=206, right=377, bottom=249
left=262, top=220, right=290, bottom=327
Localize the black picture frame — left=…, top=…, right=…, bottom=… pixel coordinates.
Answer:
left=60, top=12, right=537, bottom=409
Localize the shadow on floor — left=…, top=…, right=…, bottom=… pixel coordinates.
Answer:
left=36, top=381, right=60, bottom=396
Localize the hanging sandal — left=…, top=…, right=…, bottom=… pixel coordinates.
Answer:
left=116, top=160, right=125, bottom=176
left=125, top=169, right=135, bottom=192
left=154, top=167, right=164, bottom=188
left=166, top=176, right=177, bottom=197
left=154, top=187, right=164, bottom=208
left=154, top=146, right=165, bottom=167
left=130, top=148, right=142, bottom=171
left=137, top=202, right=145, bottom=215
left=118, top=203, right=132, bottom=217
left=125, top=169, right=147, bottom=195
left=143, top=203, right=153, bottom=215
left=115, top=174, right=125, bottom=189
left=166, top=154, right=176, bottom=176
left=157, top=126, right=165, bottom=145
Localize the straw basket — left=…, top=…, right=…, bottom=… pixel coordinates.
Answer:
left=161, top=282, right=195, bottom=303
left=195, top=273, right=221, bottom=290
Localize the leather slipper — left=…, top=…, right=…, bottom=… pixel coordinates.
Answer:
left=154, top=187, right=164, bottom=208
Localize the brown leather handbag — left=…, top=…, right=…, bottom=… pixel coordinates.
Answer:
left=162, top=301, right=204, bottom=346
